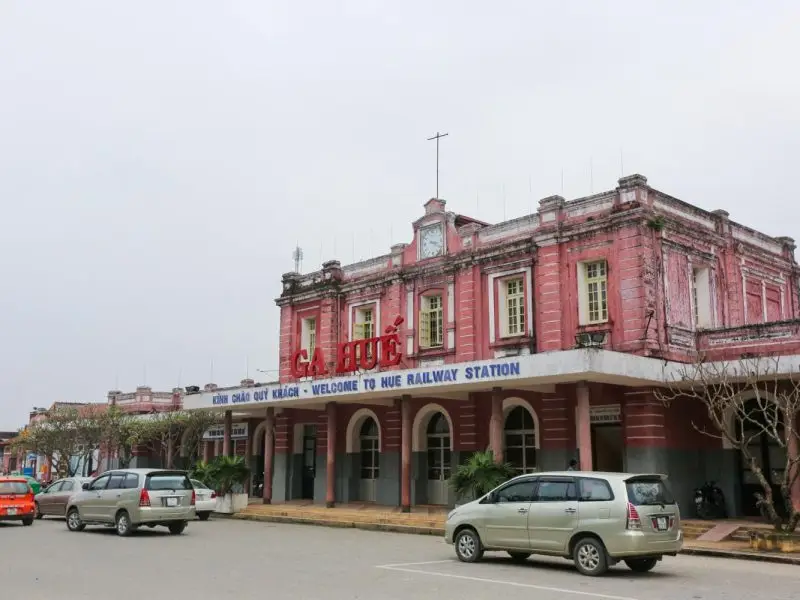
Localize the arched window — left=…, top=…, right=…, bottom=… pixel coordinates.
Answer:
left=426, top=413, right=451, bottom=482
left=359, top=418, right=379, bottom=480
left=504, top=406, right=536, bottom=474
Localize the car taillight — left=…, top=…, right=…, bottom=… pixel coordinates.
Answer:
left=139, top=488, right=151, bottom=507
left=626, top=502, right=642, bottom=530
left=210, top=491, right=216, bottom=499
left=191, top=490, right=196, bottom=506
left=26, top=493, right=34, bottom=503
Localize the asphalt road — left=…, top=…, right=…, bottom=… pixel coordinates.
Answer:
left=1, top=517, right=797, bottom=600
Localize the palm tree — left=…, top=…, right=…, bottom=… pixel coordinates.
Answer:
left=449, top=450, right=517, bottom=501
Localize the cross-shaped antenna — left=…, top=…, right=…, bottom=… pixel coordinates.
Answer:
left=427, top=131, right=449, bottom=199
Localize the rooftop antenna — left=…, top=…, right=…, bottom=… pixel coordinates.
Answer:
left=292, top=245, right=304, bottom=273
left=426, top=131, right=449, bottom=199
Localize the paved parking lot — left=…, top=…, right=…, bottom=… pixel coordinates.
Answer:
left=2, top=517, right=798, bottom=600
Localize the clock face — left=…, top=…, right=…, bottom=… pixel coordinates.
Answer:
left=420, top=224, right=444, bottom=258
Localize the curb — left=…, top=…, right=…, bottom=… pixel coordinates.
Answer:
left=680, top=546, right=800, bottom=566
left=223, top=514, right=800, bottom=565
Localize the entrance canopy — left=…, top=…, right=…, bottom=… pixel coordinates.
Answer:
left=182, top=349, right=800, bottom=418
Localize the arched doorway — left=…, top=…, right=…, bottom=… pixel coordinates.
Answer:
left=504, top=405, right=537, bottom=474
left=359, top=418, right=379, bottom=502
left=426, top=412, right=451, bottom=505
left=738, top=399, right=786, bottom=517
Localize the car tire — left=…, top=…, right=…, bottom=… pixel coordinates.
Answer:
left=454, top=528, right=484, bottom=563
left=168, top=521, right=187, bottom=535
left=198, top=512, right=211, bottom=522
left=507, top=552, right=531, bottom=562
left=22, top=517, right=34, bottom=526
left=625, top=558, right=658, bottom=573
left=34, top=502, right=43, bottom=520
left=573, top=537, right=609, bottom=576
left=66, top=508, right=85, bottom=532
left=115, top=511, right=134, bottom=537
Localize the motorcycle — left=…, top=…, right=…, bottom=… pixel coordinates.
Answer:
left=694, top=481, right=727, bottom=519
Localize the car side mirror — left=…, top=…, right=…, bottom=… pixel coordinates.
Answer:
left=482, top=492, right=496, bottom=504
left=82, top=483, right=90, bottom=490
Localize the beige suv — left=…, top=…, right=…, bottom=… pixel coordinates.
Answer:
left=66, top=469, right=196, bottom=536
left=444, top=472, right=683, bottom=576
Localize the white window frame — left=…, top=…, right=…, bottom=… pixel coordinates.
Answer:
left=691, top=266, right=712, bottom=329
left=487, top=267, right=533, bottom=344
left=577, top=260, right=608, bottom=325
left=300, top=317, right=317, bottom=361
left=499, top=277, right=526, bottom=338
left=419, top=294, right=444, bottom=349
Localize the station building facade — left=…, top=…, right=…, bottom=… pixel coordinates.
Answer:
left=185, top=174, right=800, bottom=517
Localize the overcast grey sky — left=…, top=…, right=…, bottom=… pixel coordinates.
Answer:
left=1, top=1, right=798, bottom=429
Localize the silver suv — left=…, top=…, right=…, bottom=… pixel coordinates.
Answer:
left=66, top=469, right=196, bottom=536
left=445, top=472, right=683, bottom=576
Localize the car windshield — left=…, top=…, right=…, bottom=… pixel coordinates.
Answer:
left=146, top=473, right=192, bottom=491
left=0, top=481, right=30, bottom=494
left=626, top=478, right=675, bottom=506
left=191, top=479, right=209, bottom=490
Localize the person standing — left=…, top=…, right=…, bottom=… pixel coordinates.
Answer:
left=567, top=459, right=578, bottom=471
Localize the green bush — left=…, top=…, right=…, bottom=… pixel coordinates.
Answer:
left=191, top=456, right=250, bottom=495
left=449, top=450, right=517, bottom=501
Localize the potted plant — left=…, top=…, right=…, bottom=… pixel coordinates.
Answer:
left=207, top=456, right=250, bottom=514
left=449, top=449, right=517, bottom=504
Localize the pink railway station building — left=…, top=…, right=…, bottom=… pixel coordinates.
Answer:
left=185, top=174, right=800, bottom=517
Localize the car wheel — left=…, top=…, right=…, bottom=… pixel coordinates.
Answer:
left=115, top=511, right=134, bottom=537
left=22, top=517, right=34, bottom=526
left=66, top=508, right=85, bottom=532
left=168, top=521, right=187, bottom=535
left=625, top=558, right=658, bottom=573
left=34, top=502, right=43, bottom=520
left=454, top=528, right=484, bottom=563
left=573, top=537, right=608, bottom=576
left=507, top=552, right=531, bottom=562
left=198, top=512, right=211, bottom=522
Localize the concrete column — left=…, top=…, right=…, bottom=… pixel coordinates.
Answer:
left=326, top=402, right=337, bottom=508
left=787, top=419, right=800, bottom=512
left=223, top=410, right=233, bottom=457
left=203, top=441, right=213, bottom=463
left=576, top=382, right=593, bottom=471
left=263, top=407, right=275, bottom=504
left=214, top=440, right=222, bottom=457
left=244, top=429, right=253, bottom=495
left=400, top=394, right=412, bottom=512
left=490, top=388, right=504, bottom=463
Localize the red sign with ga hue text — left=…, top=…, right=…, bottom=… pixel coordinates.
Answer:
left=290, top=316, right=404, bottom=379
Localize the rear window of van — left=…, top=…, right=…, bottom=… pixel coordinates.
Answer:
left=145, top=473, right=192, bottom=491
left=0, top=482, right=30, bottom=494
left=625, top=478, right=675, bottom=506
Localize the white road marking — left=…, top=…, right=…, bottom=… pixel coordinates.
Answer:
left=376, top=560, right=454, bottom=568
left=375, top=564, right=642, bottom=600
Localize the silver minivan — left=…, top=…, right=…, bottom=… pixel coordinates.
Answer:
left=444, top=471, right=683, bottom=576
left=66, top=469, right=196, bottom=536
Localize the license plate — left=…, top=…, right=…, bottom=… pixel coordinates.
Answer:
left=652, top=516, right=668, bottom=531
left=166, top=497, right=179, bottom=507
left=6, top=508, right=17, bottom=516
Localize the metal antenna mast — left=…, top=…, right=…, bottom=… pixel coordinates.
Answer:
left=292, top=245, right=304, bottom=273
left=427, top=131, right=449, bottom=199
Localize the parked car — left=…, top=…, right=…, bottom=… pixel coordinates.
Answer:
left=0, top=476, right=36, bottom=526
left=190, top=479, right=216, bottom=521
left=35, top=477, right=92, bottom=519
left=445, top=472, right=683, bottom=576
left=65, top=469, right=196, bottom=536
